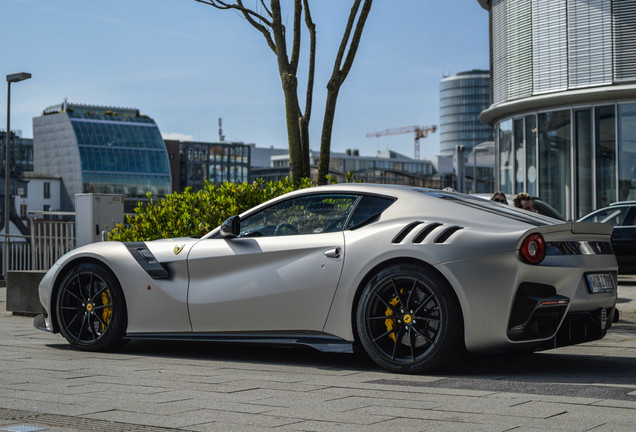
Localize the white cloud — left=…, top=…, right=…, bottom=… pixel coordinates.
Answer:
left=162, top=132, right=194, bottom=141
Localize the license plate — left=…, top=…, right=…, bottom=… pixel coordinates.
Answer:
left=586, top=273, right=614, bottom=293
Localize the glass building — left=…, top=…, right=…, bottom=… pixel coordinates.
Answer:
left=439, top=70, right=493, bottom=155
left=33, top=102, right=171, bottom=211
left=478, top=0, right=636, bottom=220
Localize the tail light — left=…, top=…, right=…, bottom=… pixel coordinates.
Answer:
left=520, top=233, right=545, bottom=264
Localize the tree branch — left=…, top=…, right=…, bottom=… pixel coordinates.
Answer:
left=339, top=0, right=372, bottom=83
left=196, top=0, right=277, bottom=53
left=302, top=0, right=316, bottom=123
left=289, top=0, right=302, bottom=74
left=260, top=0, right=272, bottom=18
left=331, top=0, right=362, bottom=77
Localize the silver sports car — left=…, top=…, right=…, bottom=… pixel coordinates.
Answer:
left=35, top=184, right=618, bottom=373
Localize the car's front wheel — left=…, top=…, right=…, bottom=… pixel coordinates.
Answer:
left=56, top=263, right=127, bottom=351
left=356, top=264, right=463, bottom=373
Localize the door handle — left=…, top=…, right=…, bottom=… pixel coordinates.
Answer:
left=324, top=247, right=341, bottom=258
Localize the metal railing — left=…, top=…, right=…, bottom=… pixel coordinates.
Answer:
left=1, top=219, right=76, bottom=276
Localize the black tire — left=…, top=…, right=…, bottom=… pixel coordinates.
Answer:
left=56, top=263, right=128, bottom=351
left=356, top=264, right=463, bottom=373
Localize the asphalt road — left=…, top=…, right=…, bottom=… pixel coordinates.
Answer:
left=0, top=281, right=634, bottom=431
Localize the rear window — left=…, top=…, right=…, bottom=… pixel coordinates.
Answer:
left=417, top=190, right=554, bottom=227
left=346, top=195, right=396, bottom=229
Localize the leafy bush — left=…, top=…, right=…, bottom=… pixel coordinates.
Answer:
left=108, top=178, right=313, bottom=242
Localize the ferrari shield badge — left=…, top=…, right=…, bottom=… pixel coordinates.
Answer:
left=174, top=244, right=185, bottom=255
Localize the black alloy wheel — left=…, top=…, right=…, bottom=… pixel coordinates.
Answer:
left=356, top=264, right=463, bottom=373
left=56, top=263, right=127, bottom=351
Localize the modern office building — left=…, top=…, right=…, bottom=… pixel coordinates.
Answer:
left=439, top=70, right=493, bottom=155
left=33, top=102, right=171, bottom=211
left=177, top=141, right=251, bottom=192
left=478, top=0, right=636, bottom=220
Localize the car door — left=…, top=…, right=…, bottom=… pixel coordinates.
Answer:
left=612, top=206, right=636, bottom=273
left=187, top=193, right=359, bottom=332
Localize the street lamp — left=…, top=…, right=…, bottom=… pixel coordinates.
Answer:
left=4, top=72, right=31, bottom=278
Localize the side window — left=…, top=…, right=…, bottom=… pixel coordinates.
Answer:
left=346, top=195, right=395, bottom=229
left=622, top=207, right=636, bottom=226
left=239, top=194, right=359, bottom=237
left=586, top=207, right=628, bottom=225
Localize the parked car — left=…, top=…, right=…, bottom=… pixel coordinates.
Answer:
left=578, top=201, right=636, bottom=274
left=35, top=185, right=617, bottom=373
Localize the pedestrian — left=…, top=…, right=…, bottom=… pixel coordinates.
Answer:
left=514, top=192, right=534, bottom=212
left=490, top=191, right=507, bottom=204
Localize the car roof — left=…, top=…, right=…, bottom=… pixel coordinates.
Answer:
left=609, top=201, right=636, bottom=206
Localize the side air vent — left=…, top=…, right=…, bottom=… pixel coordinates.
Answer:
left=434, top=226, right=463, bottom=244
left=392, top=221, right=422, bottom=243
left=412, top=222, right=443, bottom=243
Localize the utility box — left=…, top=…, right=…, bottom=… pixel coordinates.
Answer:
left=75, top=194, right=124, bottom=247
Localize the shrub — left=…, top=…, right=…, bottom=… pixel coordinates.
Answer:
left=108, top=178, right=313, bottom=242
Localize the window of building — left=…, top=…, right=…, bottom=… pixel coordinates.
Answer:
left=538, top=110, right=571, bottom=218
left=43, top=205, right=50, bottom=212
left=498, top=119, right=513, bottom=193
left=525, top=115, right=538, bottom=196
left=618, top=103, right=636, bottom=201
left=575, top=109, right=593, bottom=218
left=514, top=118, right=525, bottom=192
left=43, top=182, right=51, bottom=199
left=595, top=105, right=616, bottom=208
left=20, top=204, right=27, bottom=218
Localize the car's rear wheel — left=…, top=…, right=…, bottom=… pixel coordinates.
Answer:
left=356, top=264, right=463, bottom=373
left=56, top=263, right=127, bottom=351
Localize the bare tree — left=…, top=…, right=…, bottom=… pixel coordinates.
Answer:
left=195, top=0, right=373, bottom=184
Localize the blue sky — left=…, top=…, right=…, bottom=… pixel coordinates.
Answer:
left=2, top=0, right=489, bottom=160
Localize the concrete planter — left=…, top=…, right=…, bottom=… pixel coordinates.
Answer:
left=6, top=270, right=47, bottom=316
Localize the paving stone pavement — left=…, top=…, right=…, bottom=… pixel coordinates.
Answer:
left=0, top=279, right=634, bottom=432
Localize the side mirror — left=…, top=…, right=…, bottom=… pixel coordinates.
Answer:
left=220, top=215, right=240, bottom=238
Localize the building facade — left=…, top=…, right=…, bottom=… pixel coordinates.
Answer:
left=15, top=172, right=62, bottom=219
left=33, top=102, right=171, bottom=211
left=268, top=149, right=437, bottom=186
left=478, top=0, right=636, bottom=220
left=177, top=141, right=250, bottom=192
left=439, top=70, right=493, bottom=155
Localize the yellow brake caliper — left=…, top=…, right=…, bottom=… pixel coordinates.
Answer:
left=385, top=295, right=401, bottom=342
left=101, top=289, right=112, bottom=330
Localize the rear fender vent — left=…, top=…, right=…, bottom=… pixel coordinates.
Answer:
left=434, top=226, right=463, bottom=244
left=392, top=221, right=422, bottom=243
left=412, top=222, right=443, bottom=243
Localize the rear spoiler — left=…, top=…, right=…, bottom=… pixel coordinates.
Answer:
left=570, top=222, right=613, bottom=236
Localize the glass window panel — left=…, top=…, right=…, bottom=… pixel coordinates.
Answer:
left=595, top=105, right=616, bottom=208
left=538, top=110, right=571, bottom=219
left=498, top=119, right=513, bottom=193
left=514, top=118, right=525, bottom=193
left=525, top=115, right=538, bottom=196
left=618, top=103, right=636, bottom=201
left=575, top=109, right=593, bottom=218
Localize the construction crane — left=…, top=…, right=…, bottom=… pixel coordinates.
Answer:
left=366, top=125, right=437, bottom=159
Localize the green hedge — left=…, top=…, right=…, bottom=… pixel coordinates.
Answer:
left=108, top=178, right=313, bottom=242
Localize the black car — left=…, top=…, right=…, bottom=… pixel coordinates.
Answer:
left=578, top=201, right=636, bottom=274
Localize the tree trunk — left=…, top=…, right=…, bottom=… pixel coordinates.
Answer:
left=317, top=77, right=341, bottom=185
left=280, top=74, right=305, bottom=182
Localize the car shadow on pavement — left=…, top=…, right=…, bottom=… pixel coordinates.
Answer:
left=48, top=338, right=636, bottom=387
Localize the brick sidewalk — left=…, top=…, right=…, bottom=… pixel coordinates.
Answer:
left=1, top=283, right=635, bottom=431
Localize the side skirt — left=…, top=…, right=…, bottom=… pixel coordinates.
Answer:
left=124, top=332, right=355, bottom=353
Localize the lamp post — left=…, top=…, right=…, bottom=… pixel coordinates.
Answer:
left=4, top=72, right=31, bottom=278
